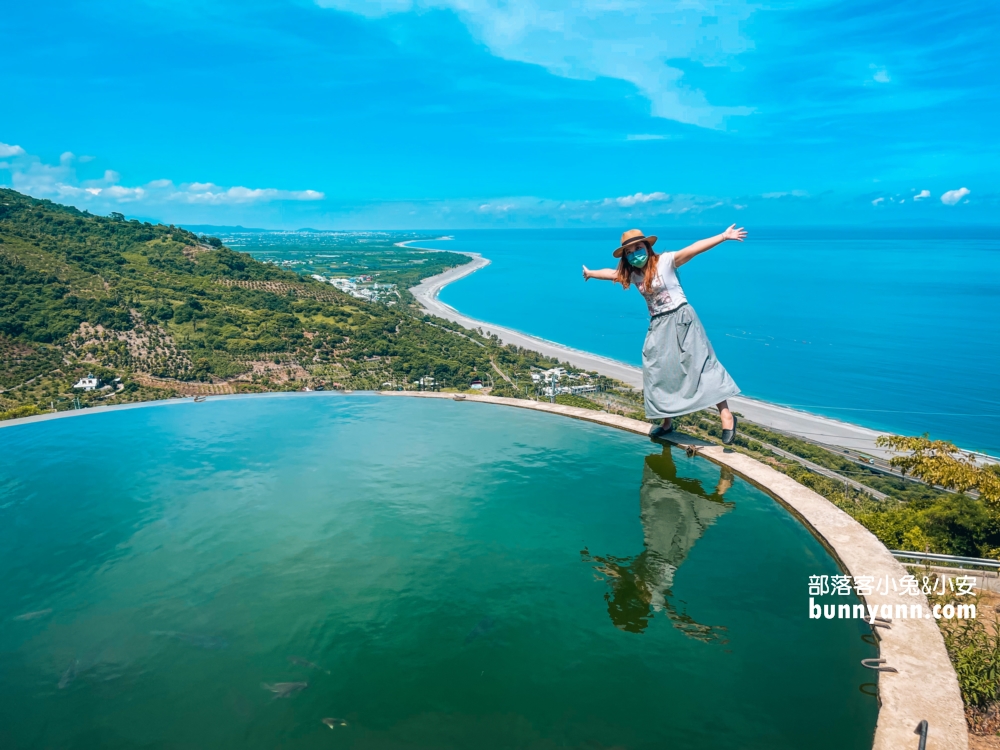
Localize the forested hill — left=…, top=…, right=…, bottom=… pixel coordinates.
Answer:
left=0, top=188, right=569, bottom=417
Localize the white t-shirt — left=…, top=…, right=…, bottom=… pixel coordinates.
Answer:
left=632, top=252, right=687, bottom=316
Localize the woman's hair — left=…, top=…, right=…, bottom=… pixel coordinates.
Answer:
left=614, top=242, right=660, bottom=290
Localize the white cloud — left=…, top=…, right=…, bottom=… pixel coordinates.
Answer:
left=0, top=142, right=26, bottom=158
left=0, top=144, right=325, bottom=208
left=83, top=169, right=122, bottom=187
left=912, top=189, right=930, bottom=201
left=871, top=197, right=884, bottom=206
left=99, top=185, right=147, bottom=201
left=175, top=183, right=324, bottom=204
left=626, top=134, right=667, bottom=141
left=355, top=190, right=735, bottom=226
left=614, top=191, right=669, bottom=207
left=940, top=187, right=970, bottom=205
left=762, top=190, right=808, bottom=199
left=872, top=68, right=890, bottom=83
left=477, top=202, right=516, bottom=213
left=317, top=0, right=756, bottom=128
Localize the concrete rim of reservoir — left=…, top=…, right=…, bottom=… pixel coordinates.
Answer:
left=379, top=390, right=969, bottom=750
left=1, top=390, right=969, bottom=749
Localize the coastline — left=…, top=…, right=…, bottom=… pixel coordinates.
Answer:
left=12, top=241, right=984, bottom=464
left=402, top=241, right=992, bottom=462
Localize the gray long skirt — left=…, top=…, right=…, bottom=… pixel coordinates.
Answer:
left=642, top=304, right=740, bottom=419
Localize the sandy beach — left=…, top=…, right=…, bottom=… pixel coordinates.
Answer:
left=405, top=243, right=920, bottom=461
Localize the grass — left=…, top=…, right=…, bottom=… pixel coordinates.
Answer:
left=554, top=393, right=605, bottom=410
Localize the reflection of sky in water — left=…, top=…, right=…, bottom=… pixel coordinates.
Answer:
left=0, top=396, right=877, bottom=750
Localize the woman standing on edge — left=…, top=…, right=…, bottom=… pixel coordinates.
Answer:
left=582, top=225, right=746, bottom=444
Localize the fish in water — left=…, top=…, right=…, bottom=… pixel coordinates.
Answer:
left=261, top=681, right=308, bottom=699
left=14, top=609, right=53, bottom=621
left=322, top=718, right=349, bottom=729
left=58, top=660, right=78, bottom=690
left=288, top=656, right=330, bottom=674
left=151, top=631, right=229, bottom=650
left=464, top=616, right=494, bottom=644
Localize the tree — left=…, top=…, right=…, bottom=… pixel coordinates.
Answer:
left=876, top=435, right=1000, bottom=504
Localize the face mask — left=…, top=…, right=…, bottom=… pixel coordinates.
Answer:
left=626, top=248, right=648, bottom=268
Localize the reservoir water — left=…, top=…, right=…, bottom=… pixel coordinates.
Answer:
left=0, top=395, right=877, bottom=749
left=419, top=228, right=1000, bottom=455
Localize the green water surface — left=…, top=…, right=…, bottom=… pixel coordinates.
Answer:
left=0, top=395, right=877, bottom=749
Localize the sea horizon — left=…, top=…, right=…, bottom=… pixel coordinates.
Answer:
left=405, top=229, right=1000, bottom=456
left=190, top=224, right=1000, bottom=239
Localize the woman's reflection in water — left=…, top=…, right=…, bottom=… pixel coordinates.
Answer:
left=582, top=444, right=735, bottom=640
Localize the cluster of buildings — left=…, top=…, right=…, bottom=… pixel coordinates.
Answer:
left=311, top=275, right=397, bottom=303
left=531, top=367, right=597, bottom=397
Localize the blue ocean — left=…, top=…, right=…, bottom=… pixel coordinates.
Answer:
left=417, top=229, right=1000, bottom=456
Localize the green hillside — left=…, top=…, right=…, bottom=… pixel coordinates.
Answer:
left=0, top=189, right=576, bottom=416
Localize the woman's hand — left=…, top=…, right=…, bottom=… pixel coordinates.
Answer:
left=675, top=225, right=747, bottom=266
left=583, top=266, right=617, bottom=281
left=722, top=224, right=747, bottom=242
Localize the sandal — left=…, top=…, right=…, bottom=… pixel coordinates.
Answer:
left=721, top=415, right=738, bottom=445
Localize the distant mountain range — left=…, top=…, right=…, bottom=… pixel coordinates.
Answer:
left=180, top=225, right=397, bottom=235
left=181, top=224, right=286, bottom=234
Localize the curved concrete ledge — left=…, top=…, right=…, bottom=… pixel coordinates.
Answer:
left=380, top=391, right=968, bottom=750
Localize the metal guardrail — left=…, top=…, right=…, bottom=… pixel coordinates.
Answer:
left=890, top=550, right=1000, bottom=569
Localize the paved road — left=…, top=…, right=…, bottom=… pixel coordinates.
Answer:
left=753, top=439, right=889, bottom=500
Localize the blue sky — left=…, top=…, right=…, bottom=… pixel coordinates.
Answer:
left=1, top=0, right=996, bottom=228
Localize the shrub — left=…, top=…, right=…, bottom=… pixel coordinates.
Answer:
left=0, top=404, right=43, bottom=421
left=939, top=602, right=1000, bottom=708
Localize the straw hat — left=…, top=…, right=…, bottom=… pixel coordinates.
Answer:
left=613, top=229, right=657, bottom=258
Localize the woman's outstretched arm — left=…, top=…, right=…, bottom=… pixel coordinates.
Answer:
left=582, top=266, right=617, bottom=281
left=674, top=224, right=747, bottom=267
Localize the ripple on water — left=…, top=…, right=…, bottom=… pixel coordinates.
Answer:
left=0, top=395, right=877, bottom=749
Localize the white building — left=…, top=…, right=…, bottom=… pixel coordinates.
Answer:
left=326, top=277, right=397, bottom=303
left=73, top=374, right=99, bottom=391
left=329, top=278, right=357, bottom=292
left=532, top=367, right=568, bottom=383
